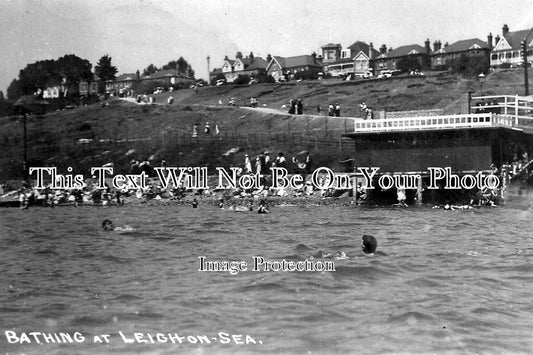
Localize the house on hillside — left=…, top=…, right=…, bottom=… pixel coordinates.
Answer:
left=141, top=69, right=194, bottom=88
left=431, top=37, right=491, bottom=68
left=79, top=74, right=101, bottom=96
left=221, top=56, right=237, bottom=82
left=371, top=40, right=432, bottom=74
left=490, top=24, right=533, bottom=68
left=321, top=43, right=342, bottom=63
left=266, top=53, right=323, bottom=81
left=42, top=85, right=62, bottom=99
left=322, top=41, right=379, bottom=77
left=215, top=52, right=269, bottom=83
left=105, top=73, right=138, bottom=95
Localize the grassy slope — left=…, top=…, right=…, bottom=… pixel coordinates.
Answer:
left=0, top=69, right=530, bottom=180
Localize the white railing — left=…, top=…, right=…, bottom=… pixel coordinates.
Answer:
left=471, top=94, right=533, bottom=118
left=352, top=113, right=510, bottom=133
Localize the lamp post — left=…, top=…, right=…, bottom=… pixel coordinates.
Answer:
left=478, top=73, right=486, bottom=95
left=14, top=95, right=49, bottom=181
left=207, top=56, right=210, bottom=85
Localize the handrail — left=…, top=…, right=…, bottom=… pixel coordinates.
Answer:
left=352, top=113, right=502, bottom=132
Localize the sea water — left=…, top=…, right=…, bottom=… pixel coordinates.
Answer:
left=1, top=204, right=533, bottom=354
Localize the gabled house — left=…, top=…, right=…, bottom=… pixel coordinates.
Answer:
left=221, top=56, right=236, bottom=82
left=266, top=54, right=323, bottom=81
left=233, top=54, right=269, bottom=78
left=322, top=41, right=379, bottom=77
left=350, top=41, right=380, bottom=75
left=490, top=24, right=533, bottom=68
left=215, top=53, right=269, bottom=83
left=371, top=40, right=432, bottom=73
left=42, top=85, right=62, bottom=99
left=431, top=37, right=491, bottom=68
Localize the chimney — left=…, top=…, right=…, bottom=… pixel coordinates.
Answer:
left=311, top=51, right=317, bottom=61
left=433, top=40, right=439, bottom=52
left=224, top=55, right=229, bottom=61
left=369, top=42, right=374, bottom=59
left=236, top=51, right=243, bottom=59
left=502, top=24, right=509, bottom=36
left=444, top=42, right=449, bottom=48
left=380, top=44, right=387, bottom=54
left=495, top=35, right=500, bottom=44
left=388, top=47, right=393, bottom=52
left=487, top=33, right=493, bottom=50
left=425, top=38, right=431, bottom=53
left=438, top=40, right=442, bottom=51
left=249, top=52, right=254, bottom=62
left=266, top=54, right=272, bottom=63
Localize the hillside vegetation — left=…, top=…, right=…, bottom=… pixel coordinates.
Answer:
left=0, top=69, right=530, bottom=180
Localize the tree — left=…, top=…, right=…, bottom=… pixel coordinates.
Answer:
left=56, top=54, right=92, bottom=87
left=186, top=65, right=195, bottom=79
left=397, top=55, right=422, bottom=72
left=142, top=63, right=159, bottom=76
left=6, top=79, right=22, bottom=100
left=449, top=54, right=489, bottom=76
left=177, top=57, right=188, bottom=75
left=95, top=54, right=118, bottom=82
left=162, top=60, right=178, bottom=71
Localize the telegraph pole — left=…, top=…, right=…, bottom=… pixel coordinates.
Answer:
left=522, top=40, right=529, bottom=96
left=522, top=28, right=533, bottom=96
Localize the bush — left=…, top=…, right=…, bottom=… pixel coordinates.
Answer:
left=449, top=54, right=490, bottom=76
left=210, top=73, right=226, bottom=86
left=233, top=74, right=251, bottom=85
left=293, top=68, right=322, bottom=80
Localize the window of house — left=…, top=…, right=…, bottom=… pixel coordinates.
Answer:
left=506, top=52, right=512, bottom=58
left=491, top=54, right=497, bottom=60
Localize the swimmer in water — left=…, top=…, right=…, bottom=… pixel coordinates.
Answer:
left=257, top=199, right=269, bottom=214
left=102, top=219, right=114, bottom=231
left=361, top=234, right=377, bottom=255
left=101, top=219, right=134, bottom=232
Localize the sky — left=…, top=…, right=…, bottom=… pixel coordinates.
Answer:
left=1, top=0, right=533, bottom=97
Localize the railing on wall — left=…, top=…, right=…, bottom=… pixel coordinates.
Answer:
left=350, top=95, right=533, bottom=134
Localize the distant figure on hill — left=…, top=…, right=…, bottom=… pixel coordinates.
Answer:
left=244, top=154, right=252, bottom=173
left=334, top=103, right=341, bottom=117
left=204, top=122, right=210, bottom=135
left=317, top=104, right=321, bottom=115
left=192, top=123, right=198, bottom=138
left=276, top=152, right=287, bottom=168
left=297, top=98, right=303, bottom=114
left=288, top=99, right=295, bottom=114
left=328, top=104, right=334, bottom=116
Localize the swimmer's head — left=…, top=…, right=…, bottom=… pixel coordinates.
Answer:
left=362, top=235, right=377, bottom=254
left=102, top=219, right=114, bottom=231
